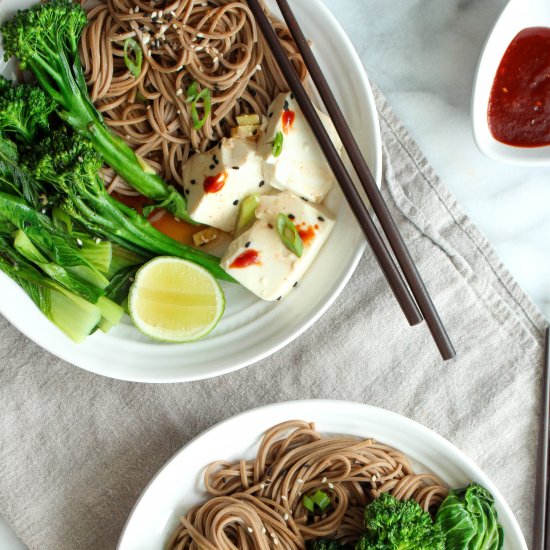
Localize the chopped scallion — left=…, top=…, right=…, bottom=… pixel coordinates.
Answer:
left=303, top=495, right=315, bottom=512
left=186, top=81, right=211, bottom=130
left=311, top=490, right=331, bottom=511
left=273, top=131, right=284, bottom=157
left=123, top=38, right=143, bottom=78
left=276, top=213, right=303, bottom=257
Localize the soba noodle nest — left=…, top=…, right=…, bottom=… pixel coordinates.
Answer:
left=79, top=0, right=307, bottom=198
left=167, top=420, right=448, bottom=549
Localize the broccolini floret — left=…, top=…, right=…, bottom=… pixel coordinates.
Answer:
left=0, top=0, right=189, bottom=221
left=355, top=493, right=444, bottom=550
left=22, top=127, right=233, bottom=281
left=0, top=75, right=56, bottom=143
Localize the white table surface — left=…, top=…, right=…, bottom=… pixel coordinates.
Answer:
left=1, top=0, right=547, bottom=547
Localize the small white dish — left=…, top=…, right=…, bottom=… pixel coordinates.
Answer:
left=471, top=0, right=550, bottom=165
left=0, top=0, right=382, bottom=383
left=117, top=400, right=528, bottom=550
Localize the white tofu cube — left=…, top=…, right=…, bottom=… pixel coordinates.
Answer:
left=221, top=192, right=335, bottom=301
left=182, top=138, right=270, bottom=233
left=258, top=93, right=342, bottom=203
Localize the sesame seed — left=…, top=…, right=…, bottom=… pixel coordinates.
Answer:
left=197, top=32, right=204, bottom=38
left=317, top=216, right=325, bottom=222
left=232, top=166, right=240, bottom=170
left=247, top=527, right=253, bottom=533
left=151, top=11, right=157, bottom=18
left=135, top=6, right=139, bottom=12
left=233, top=199, right=239, bottom=206
left=176, top=109, right=181, bottom=114
left=283, top=513, right=289, bottom=520
left=297, top=479, right=304, bottom=484
left=293, top=282, right=298, bottom=288
left=76, top=238, right=83, bottom=247
left=245, top=242, right=251, bottom=248
left=288, top=213, right=295, bottom=219
left=259, top=180, right=265, bottom=187
left=95, top=238, right=101, bottom=244
left=173, top=24, right=178, bottom=29
left=176, top=88, right=183, bottom=96
left=270, top=532, right=276, bottom=538
left=190, top=179, right=196, bottom=185
left=328, top=482, right=334, bottom=489
left=209, top=164, right=216, bottom=170
left=277, top=296, right=282, bottom=301
left=260, top=483, right=265, bottom=489
left=322, top=477, right=327, bottom=483
left=262, top=527, right=267, bottom=534
left=256, top=64, right=262, bottom=71
left=41, top=208, right=47, bottom=214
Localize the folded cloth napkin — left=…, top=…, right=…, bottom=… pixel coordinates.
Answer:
left=0, top=85, right=547, bottom=550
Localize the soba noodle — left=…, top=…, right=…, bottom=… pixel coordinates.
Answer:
left=167, top=420, right=448, bottom=549
left=78, top=0, right=307, bottom=197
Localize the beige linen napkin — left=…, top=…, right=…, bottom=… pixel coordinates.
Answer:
left=0, top=86, right=547, bottom=550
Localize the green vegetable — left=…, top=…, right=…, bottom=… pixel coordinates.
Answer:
left=0, top=75, right=56, bottom=144
left=123, top=38, right=142, bottom=78
left=236, top=193, right=260, bottom=231
left=0, top=236, right=104, bottom=342
left=435, top=483, right=503, bottom=550
left=303, top=490, right=331, bottom=513
left=273, top=131, right=284, bottom=157
left=186, top=81, right=211, bottom=130
left=308, top=539, right=347, bottom=550
left=23, top=127, right=233, bottom=282
left=355, top=492, right=445, bottom=550
left=0, top=0, right=189, bottom=220
left=277, top=212, right=303, bottom=257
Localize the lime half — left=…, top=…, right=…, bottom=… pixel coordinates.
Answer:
left=129, top=257, right=225, bottom=343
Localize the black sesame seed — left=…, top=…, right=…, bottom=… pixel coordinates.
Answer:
left=288, top=214, right=295, bottom=220
left=185, top=189, right=190, bottom=195
left=218, top=141, right=222, bottom=149
left=268, top=112, right=273, bottom=118
left=190, top=179, right=196, bottom=185
left=209, top=164, right=216, bottom=170
left=233, top=199, right=239, bottom=206
left=293, top=282, right=298, bottom=288
left=290, top=93, right=294, bottom=100
left=232, top=166, right=240, bottom=170
left=252, top=129, right=258, bottom=136
left=259, top=180, right=265, bottom=187
left=317, top=216, right=325, bottom=222
left=301, top=196, right=309, bottom=202
left=245, top=241, right=251, bottom=248
left=277, top=296, right=282, bottom=301
left=283, top=100, right=289, bottom=111
left=251, top=89, right=257, bottom=96
left=214, top=159, right=219, bottom=165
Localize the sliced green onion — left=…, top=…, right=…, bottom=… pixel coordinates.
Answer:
left=237, top=193, right=260, bottom=231
left=186, top=81, right=211, bottom=130
left=273, top=131, right=284, bottom=157
left=311, top=490, right=331, bottom=511
left=124, top=38, right=143, bottom=78
left=276, top=213, right=303, bottom=257
left=302, top=495, right=315, bottom=513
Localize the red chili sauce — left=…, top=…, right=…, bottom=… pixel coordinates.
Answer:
left=204, top=172, right=227, bottom=193
left=230, top=250, right=261, bottom=268
left=296, top=223, right=317, bottom=245
left=282, top=110, right=296, bottom=133
left=488, top=27, right=550, bottom=147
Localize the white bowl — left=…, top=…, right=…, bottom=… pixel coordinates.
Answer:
left=0, top=0, right=381, bottom=383
left=471, top=0, right=550, bottom=165
left=117, top=400, right=528, bottom=550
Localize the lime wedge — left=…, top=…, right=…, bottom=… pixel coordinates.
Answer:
left=129, top=257, right=225, bottom=343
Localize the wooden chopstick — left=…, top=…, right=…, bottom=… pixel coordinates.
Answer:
left=246, top=0, right=455, bottom=358
left=245, top=0, right=423, bottom=328
left=533, top=327, right=550, bottom=550
left=272, top=0, right=455, bottom=361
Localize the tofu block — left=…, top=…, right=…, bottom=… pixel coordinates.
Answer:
left=258, top=92, right=342, bottom=203
left=182, top=138, right=270, bottom=233
left=221, top=192, right=335, bottom=301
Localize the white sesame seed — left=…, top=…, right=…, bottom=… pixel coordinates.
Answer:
left=176, top=88, right=183, bottom=96
left=147, top=105, right=151, bottom=110
left=173, top=24, right=178, bottom=29
left=260, top=483, right=265, bottom=489
left=281, top=495, right=287, bottom=500
left=262, top=527, right=267, bottom=534
left=297, top=479, right=304, bottom=484
left=201, top=2, right=207, bottom=6
left=151, top=11, right=157, bottom=18
left=256, top=64, right=262, bottom=71
left=197, top=32, right=204, bottom=38
left=128, top=8, right=133, bottom=15
left=76, top=238, right=83, bottom=246
left=147, top=50, right=152, bottom=57
left=322, top=477, right=327, bottom=483
left=176, top=109, right=181, bottom=114
left=95, top=238, right=101, bottom=244
left=270, top=532, right=276, bottom=539
left=274, top=539, right=279, bottom=545
left=213, top=56, right=218, bottom=62
left=41, top=208, right=47, bottom=214
left=372, top=474, right=377, bottom=481
left=247, top=527, right=253, bottom=533
left=158, top=10, right=163, bottom=16
left=283, top=513, right=289, bottom=520
left=135, top=6, right=139, bottom=12
left=328, top=482, right=334, bottom=489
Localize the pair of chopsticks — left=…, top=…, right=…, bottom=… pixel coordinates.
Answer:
left=245, top=0, right=455, bottom=360
left=533, top=327, right=550, bottom=550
